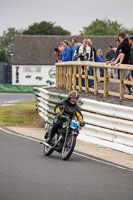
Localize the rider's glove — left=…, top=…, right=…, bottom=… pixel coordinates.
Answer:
left=80, top=121, right=85, bottom=127
left=56, top=112, right=62, bottom=119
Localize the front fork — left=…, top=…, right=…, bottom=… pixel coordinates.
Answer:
left=63, top=122, right=70, bottom=148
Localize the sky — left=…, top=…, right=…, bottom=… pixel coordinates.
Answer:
left=0, top=0, right=133, bottom=36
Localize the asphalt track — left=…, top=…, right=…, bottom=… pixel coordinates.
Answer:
left=0, top=128, right=133, bottom=200
left=0, top=93, right=34, bottom=104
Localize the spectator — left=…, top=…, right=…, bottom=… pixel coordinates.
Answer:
left=106, top=45, right=116, bottom=61
left=129, top=36, right=133, bottom=67
left=106, top=45, right=117, bottom=78
left=128, top=36, right=133, bottom=93
left=74, top=38, right=94, bottom=87
left=74, top=38, right=90, bottom=61
left=96, top=54, right=104, bottom=78
left=97, top=49, right=104, bottom=60
left=62, top=40, right=71, bottom=62
left=72, top=38, right=79, bottom=61
left=97, top=49, right=104, bottom=78
left=54, top=47, right=62, bottom=63
left=58, top=42, right=65, bottom=53
left=87, top=39, right=97, bottom=62
left=110, top=32, right=132, bottom=94
left=87, top=38, right=97, bottom=87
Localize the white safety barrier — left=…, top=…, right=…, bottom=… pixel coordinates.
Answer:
left=34, top=87, right=133, bottom=154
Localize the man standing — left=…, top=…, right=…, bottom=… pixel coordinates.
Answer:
left=72, top=38, right=79, bottom=61
left=106, top=45, right=116, bottom=61
left=129, top=36, right=133, bottom=66
left=111, top=33, right=130, bottom=66
left=110, top=32, right=132, bottom=94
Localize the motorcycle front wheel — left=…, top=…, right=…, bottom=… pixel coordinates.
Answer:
left=43, top=140, right=54, bottom=156
left=61, top=134, right=76, bottom=160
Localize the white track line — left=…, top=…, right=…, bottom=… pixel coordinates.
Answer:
left=0, top=126, right=133, bottom=172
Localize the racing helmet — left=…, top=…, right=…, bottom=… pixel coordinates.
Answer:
left=68, top=91, right=79, bottom=100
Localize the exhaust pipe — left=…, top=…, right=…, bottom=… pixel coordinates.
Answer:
left=40, top=141, right=51, bottom=148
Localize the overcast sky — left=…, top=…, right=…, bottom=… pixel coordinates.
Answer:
left=0, top=0, right=133, bottom=36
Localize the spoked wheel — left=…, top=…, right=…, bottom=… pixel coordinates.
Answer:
left=61, top=135, right=76, bottom=160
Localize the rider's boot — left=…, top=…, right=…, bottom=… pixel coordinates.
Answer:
left=46, top=131, right=55, bottom=144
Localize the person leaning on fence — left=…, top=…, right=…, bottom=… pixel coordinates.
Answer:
left=54, top=47, right=62, bottom=63
left=73, top=38, right=95, bottom=87
left=109, top=32, right=133, bottom=94
left=87, top=39, right=97, bottom=87
left=106, top=44, right=116, bottom=78
left=129, top=36, right=133, bottom=76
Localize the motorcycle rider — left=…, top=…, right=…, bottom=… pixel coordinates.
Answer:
left=45, top=91, right=85, bottom=144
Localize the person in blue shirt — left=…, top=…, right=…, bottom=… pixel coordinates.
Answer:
left=72, top=38, right=79, bottom=61
left=96, top=54, right=104, bottom=77
left=62, top=40, right=71, bottom=62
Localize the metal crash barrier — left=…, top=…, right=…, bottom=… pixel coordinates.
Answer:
left=34, top=87, right=133, bottom=155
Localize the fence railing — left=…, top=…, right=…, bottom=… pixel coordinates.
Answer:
left=55, top=61, right=133, bottom=99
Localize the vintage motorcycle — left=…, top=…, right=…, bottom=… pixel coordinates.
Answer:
left=41, top=115, right=81, bottom=160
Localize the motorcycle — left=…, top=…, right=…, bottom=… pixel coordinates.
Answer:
left=41, top=115, right=80, bottom=160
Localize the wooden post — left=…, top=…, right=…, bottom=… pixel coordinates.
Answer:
left=60, top=65, right=63, bottom=87
left=104, top=68, right=108, bottom=97
left=120, top=69, right=123, bottom=99
left=84, top=66, right=88, bottom=93
left=56, top=65, right=59, bottom=88
left=78, top=65, right=82, bottom=92
left=64, top=66, right=67, bottom=88
left=69, top=66, right=72, bottom=91
left=94, top=67, right=98, bottom=94
left=62, top=65, right=64, bottom=88
left=73, top=65, right=76, bottom=90
left=66, top=65, right=69, bottom=90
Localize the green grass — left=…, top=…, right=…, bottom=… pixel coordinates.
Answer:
left=0, top=99, right=41, bottom=126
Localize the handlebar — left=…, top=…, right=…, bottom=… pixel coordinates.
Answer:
left=60, top=115, right=70, bottom=121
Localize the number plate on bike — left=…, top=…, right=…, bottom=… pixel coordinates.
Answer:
left=70, top=120, right=79, bottom=129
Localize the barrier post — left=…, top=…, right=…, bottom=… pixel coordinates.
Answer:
left=94, top=67, right=98, bottom=94
left=104, top=68, right=108, bottom=97
left=69, top=65, right=72, bottom=91
left=73, top=65, right=76, bottom=91
left=78, top=65, right=82, bottom=92
left=84, top=66, right=88, bottom=93
left=120, top=69, right=123, bottom=99
left=56, top=65, right=59, bottom=88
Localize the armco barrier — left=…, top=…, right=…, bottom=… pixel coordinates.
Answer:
left=34, top=87, right=133, bottom=154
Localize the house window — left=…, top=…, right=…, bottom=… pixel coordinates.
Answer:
left=24, top=66, right=41, bottom=72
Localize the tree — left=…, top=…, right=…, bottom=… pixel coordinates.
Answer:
left=23, top=21, right=71, bottom=35
left=0, top=28, right=22, bottom=63
left=0, top=49, right=10, bottom=63
left=81, top=18, right=133, bottom=36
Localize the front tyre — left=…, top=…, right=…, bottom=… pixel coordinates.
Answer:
left=61, top=134, right=76, bottom=160
left=43, top=140, right=54, bottom=156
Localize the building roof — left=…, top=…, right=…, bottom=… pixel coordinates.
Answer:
left=12, top=35, right=117, bottom=65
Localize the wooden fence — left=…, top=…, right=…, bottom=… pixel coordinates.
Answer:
left=55, top=61, right=133, bottom=100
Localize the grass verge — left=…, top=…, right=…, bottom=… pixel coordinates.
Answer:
left=0, top=99, right=45, bottom=127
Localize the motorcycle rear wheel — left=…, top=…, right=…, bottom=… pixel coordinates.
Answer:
left=61, top=135, right=76, bottom=160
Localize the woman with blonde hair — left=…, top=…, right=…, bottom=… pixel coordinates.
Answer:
left=97, top=49, right=104, bottom=60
